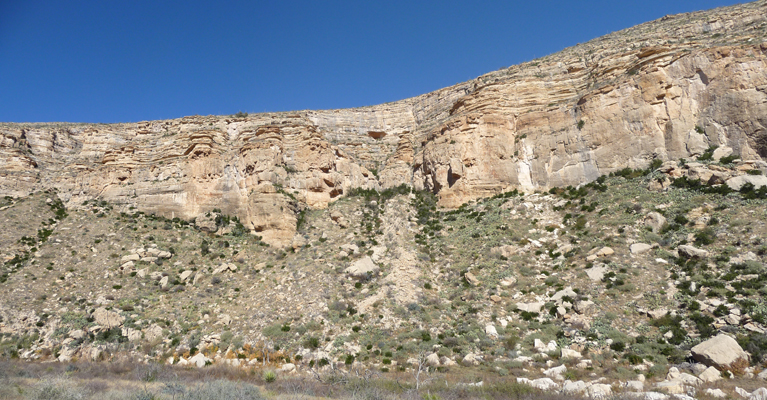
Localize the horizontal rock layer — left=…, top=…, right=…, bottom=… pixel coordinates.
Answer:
left=1, top=0, right=766, bottom=244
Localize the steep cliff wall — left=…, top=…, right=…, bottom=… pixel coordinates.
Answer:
left=1, top=0, right=766, bottom=244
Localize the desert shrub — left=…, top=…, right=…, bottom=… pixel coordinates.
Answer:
left=738, top=333, right=767, bottom=365
left=262, top=370, right=276, bottom=383
left=697, top=146, right=717, bottom=161
left=694, top=228, right=716, bottom=246
left=24, top=375, right=85, bottom=400
left=181, top=379, right=264, bottom=399
left=304, top=336, right=320, bottom=349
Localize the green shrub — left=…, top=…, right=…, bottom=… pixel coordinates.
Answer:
left=263, top=370, right=276, bottom=383
left=694, top=228, right=716, bottom=246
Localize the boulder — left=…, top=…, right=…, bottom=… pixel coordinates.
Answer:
left=586, top=265, right=607, bottom=281
left=180, top=270, right=194, bottom=282
left=517, top=377, right=559, bottom=391
left=462, top=353, right=482, bottom=366
left=751, top=387, right=767, bottom=400
left=678, top=245, right=709, bottom=259
left=340, top=243, right=359, bottom=255
left=654, top=380, right=685, bottom=394
left=645, top=212, right=667, bottom=233
left=213, top=263, right=237, bottom=274
left=561, top=348, right=582, bottom=359
left=698, top=366, right=721, bottom=382
left=630, top=243, right=654, bottom=254
left=625, top=380, right=644, bottom=392
left=426, top=353, right=440, bottom=367
left=517, top=302, right=544, bottom=313
left=279, top=363, right=296, bottom=373
left=195, top=213, right=219, bottom=233
left=543, top=364, right=567, bottom=380
left=189, top=352, right=211, bottom=368
left=596, top=247, right=614, bottom=257
left=344, top=256, right=379, bottom=278
left=92, top=307, right=124, bottom=329
left=587, top=383, right=612, bottom=399
left=464, top=272, right=480, bottom=286
left=490, top=245, right=518, bottom=258
left=563, top=380, right=588, bottom=395
left=691, top=334, right=749, bottom=371
left=726, top=175, right=767, bottom=191
left=574, top=300, right=595, bottom=315
left=705, top=388, right=727, bottom=398
left=712, top=146, right=733, bottom=161
left=485, top=324, right=498, bottom=339
left=121, top=253, right=140, bottom=263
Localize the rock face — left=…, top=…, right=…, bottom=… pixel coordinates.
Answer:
left=691, top=334, right=750, bottom=371
left=2, top=1, right=767, bottom=245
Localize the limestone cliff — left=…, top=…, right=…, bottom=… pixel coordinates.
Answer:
left=1, top=0, right=766, bottom=243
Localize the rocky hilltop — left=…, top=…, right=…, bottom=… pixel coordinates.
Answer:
left=1, top=1, right=766, bottom=246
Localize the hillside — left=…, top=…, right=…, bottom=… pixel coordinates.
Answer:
left=2, top=1, right=767, bottom=399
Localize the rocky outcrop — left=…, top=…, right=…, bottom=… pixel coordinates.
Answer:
left=1, top=1, right=766, bottom=243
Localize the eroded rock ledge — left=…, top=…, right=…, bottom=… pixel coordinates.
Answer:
left=1, top=0, right=766, bottom=245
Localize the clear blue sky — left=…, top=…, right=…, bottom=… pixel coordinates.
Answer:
left=0, top=0, right=745, bottom=123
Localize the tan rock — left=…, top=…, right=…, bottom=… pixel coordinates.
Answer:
left=699, top=366, right=722, bottom=382
left=464, top=272, right=480, bottom=286
left=1, top=1, right=766, bottom=245
left=344, top=256, right=379, bottom=278
left=691, top=334, right=749, bottom=371
left=92, top=307, right=124, bottom=329
left=490, top=245, right=518, bottom=258
left=645, top=212, right=667, bottom=233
